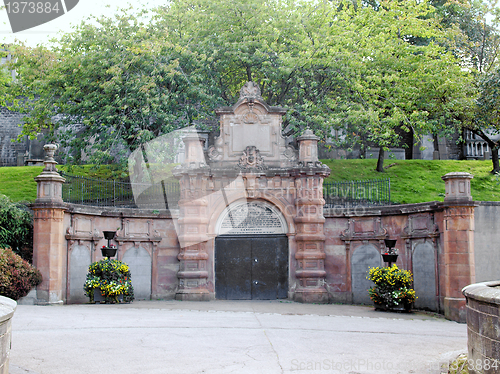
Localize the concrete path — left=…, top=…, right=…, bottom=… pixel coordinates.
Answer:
left=9, top=301, right=466, bottom=374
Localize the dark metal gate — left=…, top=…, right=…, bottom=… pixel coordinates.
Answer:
left=215, top=235, right=288, bottom=300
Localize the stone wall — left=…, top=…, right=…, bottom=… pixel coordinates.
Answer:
left=0, top=106, right=49, bottom=166
left=64, top=205, right=179, bottom=303
left=0, top=296, right=16, bottom=374
left=56, top=202, right=447, bottom=308
left=30, top=165, right=478, bottom=322
left=324, top=203, right=440, bottom=310
left=463, top=281, right=500, bottom=374
left=0, top=107, right=26, bottom=166
left=474, top=203, right=500, bottom=283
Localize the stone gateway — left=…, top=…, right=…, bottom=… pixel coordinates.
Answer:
left=30, top=82, right=479, bottom=322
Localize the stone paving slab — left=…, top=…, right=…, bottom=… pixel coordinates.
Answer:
left=9, top=300, right=466, bottom=374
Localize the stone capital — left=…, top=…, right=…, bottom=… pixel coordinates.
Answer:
left=441, top=172, right=473, bottom=203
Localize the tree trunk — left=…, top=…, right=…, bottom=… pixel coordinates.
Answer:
left=376, top=146, right=385, bottom=172
left=471, top=129, right=500, bottom=173
left=246, top=66, right=252, bottom=82
left=491, top=145, right=500, bottom=173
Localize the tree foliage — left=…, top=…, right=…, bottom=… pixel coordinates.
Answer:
left=0, top=195, right=33, bottom=262
left=432, top=0, right=500, bottom=172
left=4, top=0, right=479, bottom=171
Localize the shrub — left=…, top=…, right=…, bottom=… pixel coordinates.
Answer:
left=0, top=247, right=42, bottom=300
left=0, top=194, right=33, bottom=262
left=367, top=265, right=416, bottom=309
left=83, top=258, right=134, bottom=303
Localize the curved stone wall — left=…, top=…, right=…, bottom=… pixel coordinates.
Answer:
left=463, top=281, right=500, bottom=374
left=0, top=296, right=17, bottom=374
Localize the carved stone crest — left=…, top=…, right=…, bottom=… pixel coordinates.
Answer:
left=239, top=81, right=262, bottom=100
left=238, top=146, right=266, bottom=170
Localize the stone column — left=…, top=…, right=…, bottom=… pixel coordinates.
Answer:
left=441, top=172, right=476, bottom=322
left=32, top=144, right=67, bottom=304
left=174, top=132, right=212, bottom=301
left=293, top=129, right=331, bottom=303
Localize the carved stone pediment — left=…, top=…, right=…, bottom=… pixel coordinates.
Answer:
left=211, top=82, right=290, bottom=168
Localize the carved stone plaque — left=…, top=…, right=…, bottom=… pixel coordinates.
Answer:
left=218, top=201, right=287, bottom=235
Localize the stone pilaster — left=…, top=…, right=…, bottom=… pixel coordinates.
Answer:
left=32, top=144, right=67, bottom=304
left=174, top=132, right=212, bottom=301
left=441, top=172, right=476, bottom=322
left=293, top=129, right=331, bottom=303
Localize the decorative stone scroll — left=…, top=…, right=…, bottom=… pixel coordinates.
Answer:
left=217, top=201, right=287, bottom=235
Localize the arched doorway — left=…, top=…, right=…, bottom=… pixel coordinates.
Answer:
left=214, top=200, right=289, bottom=300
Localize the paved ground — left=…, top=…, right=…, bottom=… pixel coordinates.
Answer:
left=9, top=300, right=466, bottom=374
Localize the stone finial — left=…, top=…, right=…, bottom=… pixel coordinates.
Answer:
left=239, top=81, right=262, bottom=100
left=441, top=172, right=473, bottom=202
left=182, top=130, right=206, bottom=167
left=34, top=143, right=65, bottom=203
left=297, top=128, right=319, bottom=163
left=43, top=143, right=59, bottom=172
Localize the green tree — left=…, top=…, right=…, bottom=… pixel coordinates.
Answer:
left=306, top=0, right=474, bottom=171
left=4, top=0, right=476, bottom=172
left=6, top=10, right=211, bottom=166
left=473, top=67, right=500, bottom=172
left=433, top=0, right=500, bottom=171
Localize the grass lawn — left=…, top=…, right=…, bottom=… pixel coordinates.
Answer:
left=0, top=159, right=498, bottom=204
left=322, top=159, right=499, bottom=204
left=0, top=166, right=43, bottom=202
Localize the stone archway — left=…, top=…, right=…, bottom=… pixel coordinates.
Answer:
left=214, top=200, right=289, bottom=300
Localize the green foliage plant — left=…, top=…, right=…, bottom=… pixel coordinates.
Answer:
left=84, top=258, right=134, bottom=303
left=367, top=265, right=416, bottom=310
left=0, top=247, right=42, bottom=300
left=0, top=194, right=34, bottom=262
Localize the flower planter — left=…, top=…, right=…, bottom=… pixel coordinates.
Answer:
left=93, top=289, right=123, bottom=304
left=84, top=258, right=134, bottom=304
left=374, top=302, right=411, bottom=313
left=93, top=288, right=104, bottom=303
left=103, top=231, right=116, bottom=240
left=101, top=247, right=117, bottom=258
left=368, top=265, right=416, bottom=314
left=382, top=254, right=398, bottom=263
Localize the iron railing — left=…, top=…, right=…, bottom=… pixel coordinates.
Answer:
left=61, top=172, right=180, bottom=208
left=323, top=179, right=391, bottom=208
left=61, top=172, right=390, bottom=209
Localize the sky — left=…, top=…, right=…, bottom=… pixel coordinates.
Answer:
left=0, top=0, right=167, bottom=47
